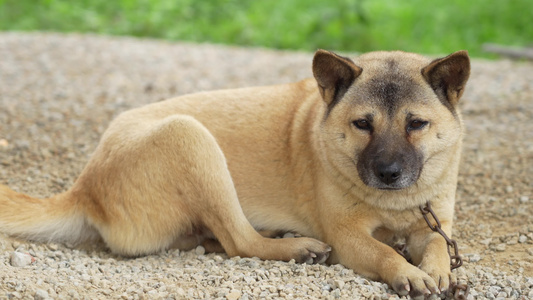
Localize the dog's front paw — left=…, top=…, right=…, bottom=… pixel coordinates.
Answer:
left=390, top=264, right=440, bottom=299
left=289, top=237, right=331, bottom=264
left=419, top=262, right=456, bottom=295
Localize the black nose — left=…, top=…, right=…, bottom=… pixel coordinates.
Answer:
left=374, top=161, right=402, bottom=185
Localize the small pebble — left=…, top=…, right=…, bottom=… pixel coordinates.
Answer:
left=469, top=254, right=482, bottom=263
left=10, top=251, right=34, bottom=267
left=283, top=232, right=295, bottom=238
left=518, top=235, right=527, bottom=243
left=334, top=279, right=345, bottom=289
left=226, top=289, right=242, bottom=300
left=480, top=238, right=492, bottom=246
left=48, top=243, right=59, bottom=251
left=495, top=244, right=506, bottom=252
left=0, top=139, right=8, bottom=148
left=34, top=289, right=49, bottom=300
left=195, top=245, right=205, bottom=256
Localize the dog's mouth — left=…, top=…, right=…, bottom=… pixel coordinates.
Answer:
left=376, top=187, right=404, bottom=191
left=359, top=175, right=419, bottom=191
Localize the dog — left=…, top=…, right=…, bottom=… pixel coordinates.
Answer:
left=0, top=49, right=469, bottom=298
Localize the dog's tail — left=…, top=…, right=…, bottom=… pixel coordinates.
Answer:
left=0, top=184, right=94, bottom=244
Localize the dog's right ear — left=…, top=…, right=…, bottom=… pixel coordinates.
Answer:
left=312, top=50, right=362, bottom=108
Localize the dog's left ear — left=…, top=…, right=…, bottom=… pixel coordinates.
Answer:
left=422, top=50, right=470, bottom=106
left=312, top=50, right=362, bottom=108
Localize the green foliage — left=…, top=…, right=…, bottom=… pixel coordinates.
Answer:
left=362, top=0, right=533, bottom=56
left=0, top=0, right=531, bottom=57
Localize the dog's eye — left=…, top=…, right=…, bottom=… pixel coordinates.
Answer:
left=353, top=119, right=372, bottom=131
left=408, top=120, right=428, bottom=131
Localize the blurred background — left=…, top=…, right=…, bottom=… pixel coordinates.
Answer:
left=0, top=0, right=531, bottom=58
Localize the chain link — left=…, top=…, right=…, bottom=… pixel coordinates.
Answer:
left=420, top=202, right=463, bottom=270
left=420, top=201, right=468, bottom=300
left=453, top=283, right=470, bottom=300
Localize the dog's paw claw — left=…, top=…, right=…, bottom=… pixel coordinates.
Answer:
left=314, top=248, right=331, bottom=264
left=421, top=262, right=455, bottom=295
left=300, top=242, right=331, bottom=264
left=390, top=266, right=439, bottom=299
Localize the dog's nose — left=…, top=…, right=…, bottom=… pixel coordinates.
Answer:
left=375, top=161, right=402, bottom=185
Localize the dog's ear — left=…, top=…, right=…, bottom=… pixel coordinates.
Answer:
left=312, top=50, right=362, bottom=107
left=422, top=50, right=470, bottom=107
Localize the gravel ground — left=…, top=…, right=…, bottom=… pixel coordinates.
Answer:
left=0, top=33, right=532, bottom=299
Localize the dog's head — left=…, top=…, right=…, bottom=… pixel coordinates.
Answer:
left=312, top=50, right=470, bottom=208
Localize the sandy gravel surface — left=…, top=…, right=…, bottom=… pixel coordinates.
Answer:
left=0, top=33, right=532, bottom=299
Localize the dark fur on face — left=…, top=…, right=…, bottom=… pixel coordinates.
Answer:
left=352, top=59, right=427, bottom=190
left=356, top=131, right=424, bottom=190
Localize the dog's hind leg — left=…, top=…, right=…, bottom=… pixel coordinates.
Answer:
left=80, top=114, right=329, bottom=262
left=137, top=115, right=330, bottom=263
left=183, top=230, right=290, bottom=255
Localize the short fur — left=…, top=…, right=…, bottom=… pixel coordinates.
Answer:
left=0, top=49, right=470, bottom=298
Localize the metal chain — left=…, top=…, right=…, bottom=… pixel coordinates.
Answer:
left=419, top=201, right=469, bottom=300
left=419, top=202, right=463, bottom=270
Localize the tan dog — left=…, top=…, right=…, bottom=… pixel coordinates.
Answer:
left=0, top=49, right=469, bottom=298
